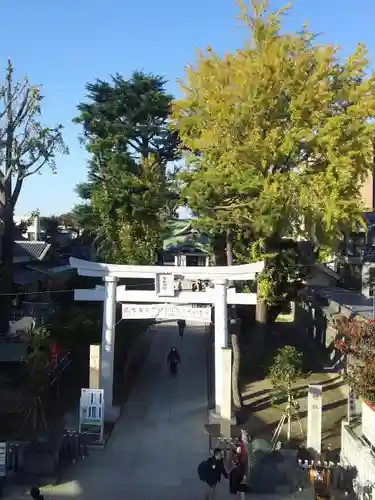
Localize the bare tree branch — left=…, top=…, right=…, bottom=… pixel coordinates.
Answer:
left=0, top=59, right=68, bottom=213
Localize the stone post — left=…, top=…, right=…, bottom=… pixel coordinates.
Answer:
left=220, top=347, right=232, bottom=438
left=89, top=344, right=101, bottom=389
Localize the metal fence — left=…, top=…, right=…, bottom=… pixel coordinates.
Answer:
left=3, top=432, right=89, bottom=480
left=341, top=420, right=375, bottom=498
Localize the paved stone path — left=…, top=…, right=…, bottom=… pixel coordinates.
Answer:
left=6, top=322, right=332, bottom=500
left=8, top=322, right=212, bottom=500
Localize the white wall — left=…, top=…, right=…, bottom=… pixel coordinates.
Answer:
left=14, top=214, right=41, bottom=240
left=14, top=215, right=77, bottom=242
left=341, top=421, right=375, bottom=497
left=362, top=262, right=374, bottom=298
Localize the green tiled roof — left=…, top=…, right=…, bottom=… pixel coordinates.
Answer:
left=163, top=220, right=192, bottom=240
left=163, top=219, right=209, bottom=252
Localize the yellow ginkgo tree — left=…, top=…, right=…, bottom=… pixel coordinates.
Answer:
left=172, top=0, right=375, bottom=323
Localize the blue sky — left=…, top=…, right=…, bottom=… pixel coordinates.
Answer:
left=4, top=0, right=375, bottom=216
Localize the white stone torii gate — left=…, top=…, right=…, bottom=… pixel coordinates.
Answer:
left=69, top=257, right=264, bottom=422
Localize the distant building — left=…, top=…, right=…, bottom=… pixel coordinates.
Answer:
left=160, top=219, right=210, bottom=267
left=14, top=214, right=42, bottom=241
left=360, top=170, right=375, bottom=211
left=336, top=213, right=375, bottom=296
left=335, top=163, right=375, bottom=295
left=13, top=214, right=77, bottom=243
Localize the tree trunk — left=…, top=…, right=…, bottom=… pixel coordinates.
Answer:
left=255, top=295, right=267, bottom=329
left=231, top=332, right=243, bottom=410
left=212, top=232, right=227, bottom=266
left=0, top=72, right=16, bottom=337
left=226, top=229, right=233, bottom=266
left=255, top=250, right=268, bottom=334
left=226, top=236, right=242, bottom=408
left=287, top=412, right=291, bottom=441
left=0, top=186, right=14, bottom=337
left=287, top=390, right=292, bottom=441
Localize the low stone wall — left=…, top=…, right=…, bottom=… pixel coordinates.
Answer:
left=294, top=294, right=348, bottom=372
left=294, top=292, right=352, bottom=403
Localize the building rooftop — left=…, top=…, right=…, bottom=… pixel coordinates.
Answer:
left=311, top=285, right=375, bottom=321
left=13, top=268, right=41, bottom=286
left=163, top=219, right=210, bottom=252
left=14, top=241, right=51, bottom=261
left=163, top=219, right=193, bottom=239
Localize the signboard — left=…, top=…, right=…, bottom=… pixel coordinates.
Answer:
left=307, top=385, right=323, bottom=454
left=79, top=389, right=104, bottom=442
left=0, top=443, right=6, bottom=476
left=156, top=274, right=175, bottom=297
left=362, top=400, right=375, bottom=447
left=122, top=303, right=211, bottom=323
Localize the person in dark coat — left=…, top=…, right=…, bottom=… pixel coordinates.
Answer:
left=198, top=448, right=228, bottom=499
left=177, top=319, right=186, bottom=339
left=228, top=447, right=246, bottom=495
left=167, top=347, right=181, bottom=374
left=167, top=347, right=180, bottom=365
left=30, top=487, right=44, bottom=500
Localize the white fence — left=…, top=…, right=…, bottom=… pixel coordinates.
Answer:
left=341, top=420, right=375, bottom=497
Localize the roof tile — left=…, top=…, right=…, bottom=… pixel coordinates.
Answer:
left=14, top=241, right=51, bottom=261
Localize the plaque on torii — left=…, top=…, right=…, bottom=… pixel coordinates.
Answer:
left=156, top=273, right=175, bottom=297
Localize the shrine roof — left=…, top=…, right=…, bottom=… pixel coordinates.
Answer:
left=162, top=218, right=210, bottom=252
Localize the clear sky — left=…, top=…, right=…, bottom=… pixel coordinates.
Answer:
left=4, top=0, right=375, bottom=216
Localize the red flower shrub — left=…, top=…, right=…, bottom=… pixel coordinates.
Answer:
left=334, top=315, right=375, bottom=405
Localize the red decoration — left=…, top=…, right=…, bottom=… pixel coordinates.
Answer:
left=50, top=343, right=61, bottom=367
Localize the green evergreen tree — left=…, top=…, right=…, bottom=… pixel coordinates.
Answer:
left=74, top=72, right=179, bottom=264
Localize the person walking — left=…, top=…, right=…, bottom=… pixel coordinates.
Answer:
left=198, top=448, right=228, bottom=500
left=30, top=487, right=44, bottom=500
left=228, top=447, right=246, bottom=498
left=167, top=347, right=181, bottom=375
left=177, top=319, right=186, bottom=339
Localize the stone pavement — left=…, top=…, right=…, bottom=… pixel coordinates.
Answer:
left=4, top=321, right=345, bottom=500
left=5, top=322, right=214, bottom=500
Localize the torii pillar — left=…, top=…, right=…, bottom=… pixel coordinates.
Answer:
left=100, top=275, right=118, bottom=420
left=214, top=279, right=229, bottom=414
left=212, top=279, right=233, bottom=436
